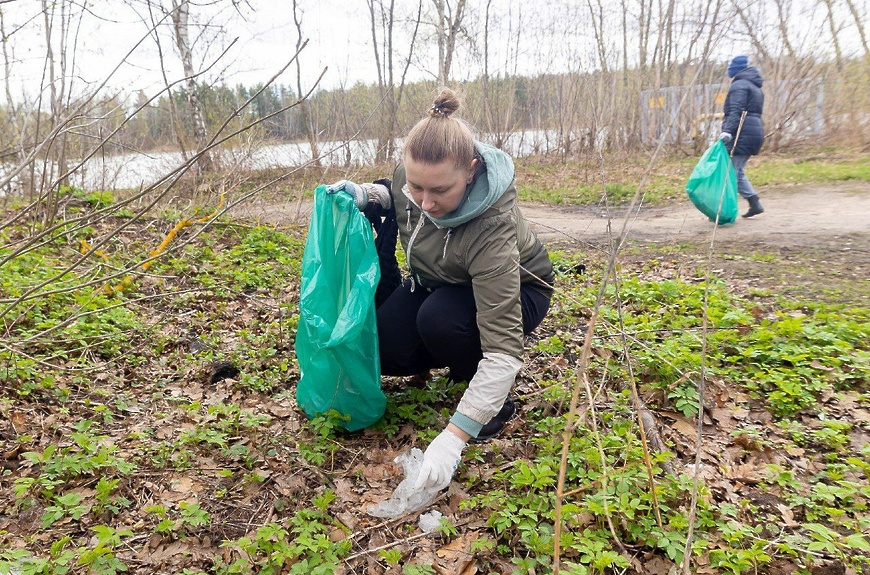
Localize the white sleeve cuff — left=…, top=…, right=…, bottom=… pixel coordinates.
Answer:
left=455, top=352, right=522, bottom=426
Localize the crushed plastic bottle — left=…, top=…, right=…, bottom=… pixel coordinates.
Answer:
left=418, top=510, right=443, bottom=533
left=367, top=448, right=441, bottom=518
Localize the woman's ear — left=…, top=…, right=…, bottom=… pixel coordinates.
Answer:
left=467, top=158, right=479, bottom=183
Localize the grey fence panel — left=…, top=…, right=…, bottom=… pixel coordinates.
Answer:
left=640, top=79, right=824, bottom=146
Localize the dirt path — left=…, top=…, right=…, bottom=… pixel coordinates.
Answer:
left=238, top=182, right=870, bottom=250
left=521, top=182, right=870, bottom=248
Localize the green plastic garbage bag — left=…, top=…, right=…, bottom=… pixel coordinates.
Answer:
left=295, top=186, right=385, bottom=431
left=686, top=140, right=739, bottom=225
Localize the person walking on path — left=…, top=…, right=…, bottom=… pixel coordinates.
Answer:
left=719, top=55, right=766, bottom=218
left=326, top=88, right=555, bottom=492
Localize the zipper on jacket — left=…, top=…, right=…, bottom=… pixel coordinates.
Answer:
left=405, top=212, right=425, bottom=292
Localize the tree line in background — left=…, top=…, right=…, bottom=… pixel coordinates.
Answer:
left=0, top=0, right=868, bottom=201
left=36, top=56, right=864, bottom=160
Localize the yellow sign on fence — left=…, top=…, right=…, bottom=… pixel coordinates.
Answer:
left=649, top=96, right=665, bottom=109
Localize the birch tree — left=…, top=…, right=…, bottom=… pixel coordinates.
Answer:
left=169, top=0, right=215, bottom=173
left=433, top=0, right=467, bottom=85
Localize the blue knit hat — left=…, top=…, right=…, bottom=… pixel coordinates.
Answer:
left=727, top=55, right=749, bottom=78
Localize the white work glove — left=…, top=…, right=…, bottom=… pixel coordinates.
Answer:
left=325, top=180, right=391, bottom=210
left=414, top=429, right=466, bottom=491
left=718, top=132, right=733, bottom=144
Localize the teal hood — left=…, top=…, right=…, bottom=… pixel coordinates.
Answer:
left=424, top=141, right=515, bottom=229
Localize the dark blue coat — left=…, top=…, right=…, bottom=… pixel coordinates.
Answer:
left=721, top=67, right=765, bottom=156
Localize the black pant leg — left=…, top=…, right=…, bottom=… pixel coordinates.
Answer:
left=416, top=285, right=482, bottom=382
left=520, top=285, right=551, bottom=335
left=379, top=278, right=552, bottom=382
left=415, top=283, right=552, bottom=382
left=376, top=279, right=436, bottom=376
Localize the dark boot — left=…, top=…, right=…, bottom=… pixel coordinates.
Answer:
left=742, top=195, right=764, bottom=218
left=406, top=370, right=432, bottom=388
left=468, top=398, right=517, bottom=443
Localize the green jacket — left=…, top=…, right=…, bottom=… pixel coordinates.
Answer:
left=391, top=142, right=554, bottom=436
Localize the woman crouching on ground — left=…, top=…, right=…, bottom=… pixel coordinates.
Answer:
left=327, top=88, right=555, bottom=491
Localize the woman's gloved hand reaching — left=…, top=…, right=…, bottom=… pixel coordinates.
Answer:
left=326, top=180, right=391, bottom=210
left=414, top=427, right=467, bottom=491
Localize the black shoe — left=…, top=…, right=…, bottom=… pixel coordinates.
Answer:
left=469, top=398, right=517, bottom=443
left=742, top=195, right=764, bottom=218
left=406, top=370, right=432, bottom=388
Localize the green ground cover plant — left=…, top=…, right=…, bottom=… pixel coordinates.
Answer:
left=1, top=187, right=869, bottom=574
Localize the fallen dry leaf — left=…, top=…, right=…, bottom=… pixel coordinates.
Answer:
left=775, top=503, right=800, bottom=528
left=138, top=539, right=216, bottom=564
left=333, top=477, right=357, bottom=503
left=265, top=400, right=295, bottom=418
left=273, top=473, right=307, bottom=497
left=852, top=409, right=870, bottom=425
left=9, top=411, right=27, bottom=432
left=169, top=475, right=195, bottom=493
left=724, top=463, right=763, bottom=484
left=351, top=460, right=399, bottom=484
left=643, top=554, right=675, bottom=575
left=435, top=531, right=479, bottom=575
left=670, top=417, right=698, bottom=440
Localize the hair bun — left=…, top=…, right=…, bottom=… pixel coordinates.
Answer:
left=429, top=87, right=460, bottom=118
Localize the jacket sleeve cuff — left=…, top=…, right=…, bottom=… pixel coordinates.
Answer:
left=450, top=412, right=484, bottom=438
left=454, top=352, right=522, bottom=429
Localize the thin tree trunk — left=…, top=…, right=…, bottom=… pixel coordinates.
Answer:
left=443, top=0, right=466, bottom=84
left=587, top=0, right=609, bottom=74
left=366, top=2, right=385, bottom=161
left=292, top=0, right=320, bottom=167
left=434, top=0, right=467, bottom=85
left=639, top=0, right=651, bottom=74
left=145, top=1, right=189, bottom=163
left=662, top=0, right=676, bottom=72
left=386, top=0, right=396, bottom=160
left=170, top=0, right=214, bottom=174
left=434, top=0, right=446, bottom=84
left=842, top=0, right=870, bottom=147
left=842, top=0, right=869, bottom=59
left=40, top=0, right=68, bottom=224
left=823, top=0, right=844, bottom=71
left=1, top=6, right=26, bottom=194
left=730, top=0, right=771, bottom=61
left=394, top=0, right=423, bottom=129
left=773, top=0, right=796, bottom=60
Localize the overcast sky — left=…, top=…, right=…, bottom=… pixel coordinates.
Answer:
left=2, top=1, right=376, bottom=98
left=1, top=0, right=865, bottom=105
left=1, top=0, right=544, bottom=102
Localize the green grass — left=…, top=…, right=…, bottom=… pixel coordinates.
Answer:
left=517, top=182, right=645, bottom=205
left=750, top=155, right=870, bottom=187
left=513, top=150, right=870, bottom=207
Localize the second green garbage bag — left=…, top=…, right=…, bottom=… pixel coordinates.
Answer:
left=686, top=140, right=739, bottom=225
left=295, top=186, right=386, bottom=431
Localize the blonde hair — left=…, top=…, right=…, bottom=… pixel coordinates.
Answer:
left=404, top=88, right=474, bottom=169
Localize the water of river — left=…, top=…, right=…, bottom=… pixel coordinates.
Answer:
left=2, top=129, right=583, bottom=193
